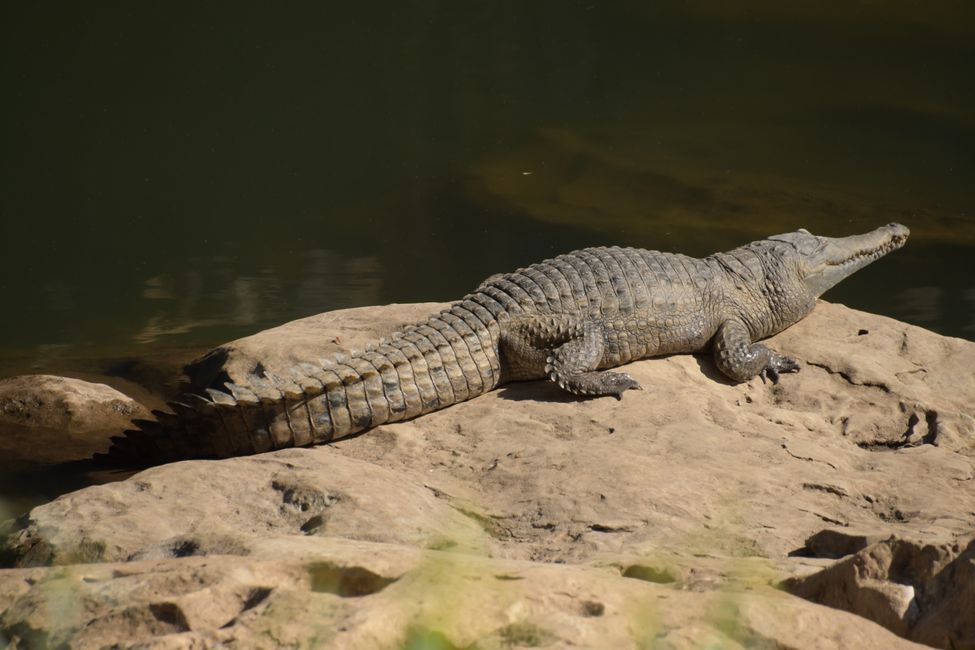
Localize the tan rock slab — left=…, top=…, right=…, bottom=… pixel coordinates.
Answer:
left=7, top=448, right=494, bottom=567
left=0, top=538, right=927, bottom=649
left=2, top=299, right=973, bottom=647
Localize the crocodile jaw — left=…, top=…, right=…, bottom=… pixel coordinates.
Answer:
left=770, top=223, right=910, bottom=298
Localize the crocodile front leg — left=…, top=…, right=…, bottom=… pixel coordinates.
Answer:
left=501, top=315, right=642, bottom=399
left=713, top=319, right=799, bottom=383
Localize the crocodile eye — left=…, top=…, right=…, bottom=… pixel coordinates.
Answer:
left=798, top=228, right=810, bottom=234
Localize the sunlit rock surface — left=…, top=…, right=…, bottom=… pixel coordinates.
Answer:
left=2, top=300, right=973, bottom=648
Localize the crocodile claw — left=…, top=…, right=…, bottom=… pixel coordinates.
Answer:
left=761, top=354, right=800, bottom=385
left=610, top=374, right=642, bottom=400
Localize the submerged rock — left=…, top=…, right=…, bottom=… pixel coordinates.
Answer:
left=0, top=375, right=152, bottom=481
left=0, top=374, right=149, bottom=433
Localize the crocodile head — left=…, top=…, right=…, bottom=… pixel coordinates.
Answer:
left=766, top=222, right=910, bottom=298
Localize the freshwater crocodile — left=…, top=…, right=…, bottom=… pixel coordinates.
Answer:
left=102, top=223, right=909, bottom=464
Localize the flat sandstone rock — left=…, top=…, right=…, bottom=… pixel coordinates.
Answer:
left=2, top=300, right=973, bottom=648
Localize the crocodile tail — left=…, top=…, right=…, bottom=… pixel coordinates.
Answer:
left=96, top=302, right=502, bottom=466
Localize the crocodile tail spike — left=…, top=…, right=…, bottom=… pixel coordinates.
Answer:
left=151, top=410, right=180, bottom=428
left=269, top=376, right=304, bottom=399
left=225, top=383, right=260, bottom=405
left=206, top=388, right=237, bottom=407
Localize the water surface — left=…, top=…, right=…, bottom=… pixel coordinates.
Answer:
left=1, top=3, right=972, bottom=378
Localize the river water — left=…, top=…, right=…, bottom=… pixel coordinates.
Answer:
left=1, top=5, right=972, bottom=425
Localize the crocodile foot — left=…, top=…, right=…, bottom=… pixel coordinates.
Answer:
left=761, top=354, right=801, bottom=385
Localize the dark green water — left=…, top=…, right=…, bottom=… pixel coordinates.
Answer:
left=2, top=1, right=973, bottom=380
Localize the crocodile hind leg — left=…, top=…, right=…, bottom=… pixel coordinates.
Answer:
left=500, top=315, right=642, bottom=399
left=713, top=318, right=800, bottom=383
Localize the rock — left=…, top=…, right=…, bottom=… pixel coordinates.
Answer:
left=771, top=307, right=975, bottom=452
left=0, top=375, right=152, bottom=484
left=183, top=302, right=446, bottom=390
left=912, top=542, right=975, bottom=650
left=6, top=448, right=494, bottom=567
left=783, top=534, right=975, bottom=649
left=802, top=528, right=887, bottom=559
left=0, top=374, right=150, bottom=434
left=0, top=538, right=926, bottom=649
left=2, top=300, right=973, bottom=648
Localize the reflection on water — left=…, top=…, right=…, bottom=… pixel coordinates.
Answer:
left=0, top=1, right=972, bottom=381
left=131, top=251, right=383, bottom=344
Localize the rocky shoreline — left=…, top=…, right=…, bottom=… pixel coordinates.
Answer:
left=1, top=300, right=973, bottom=648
